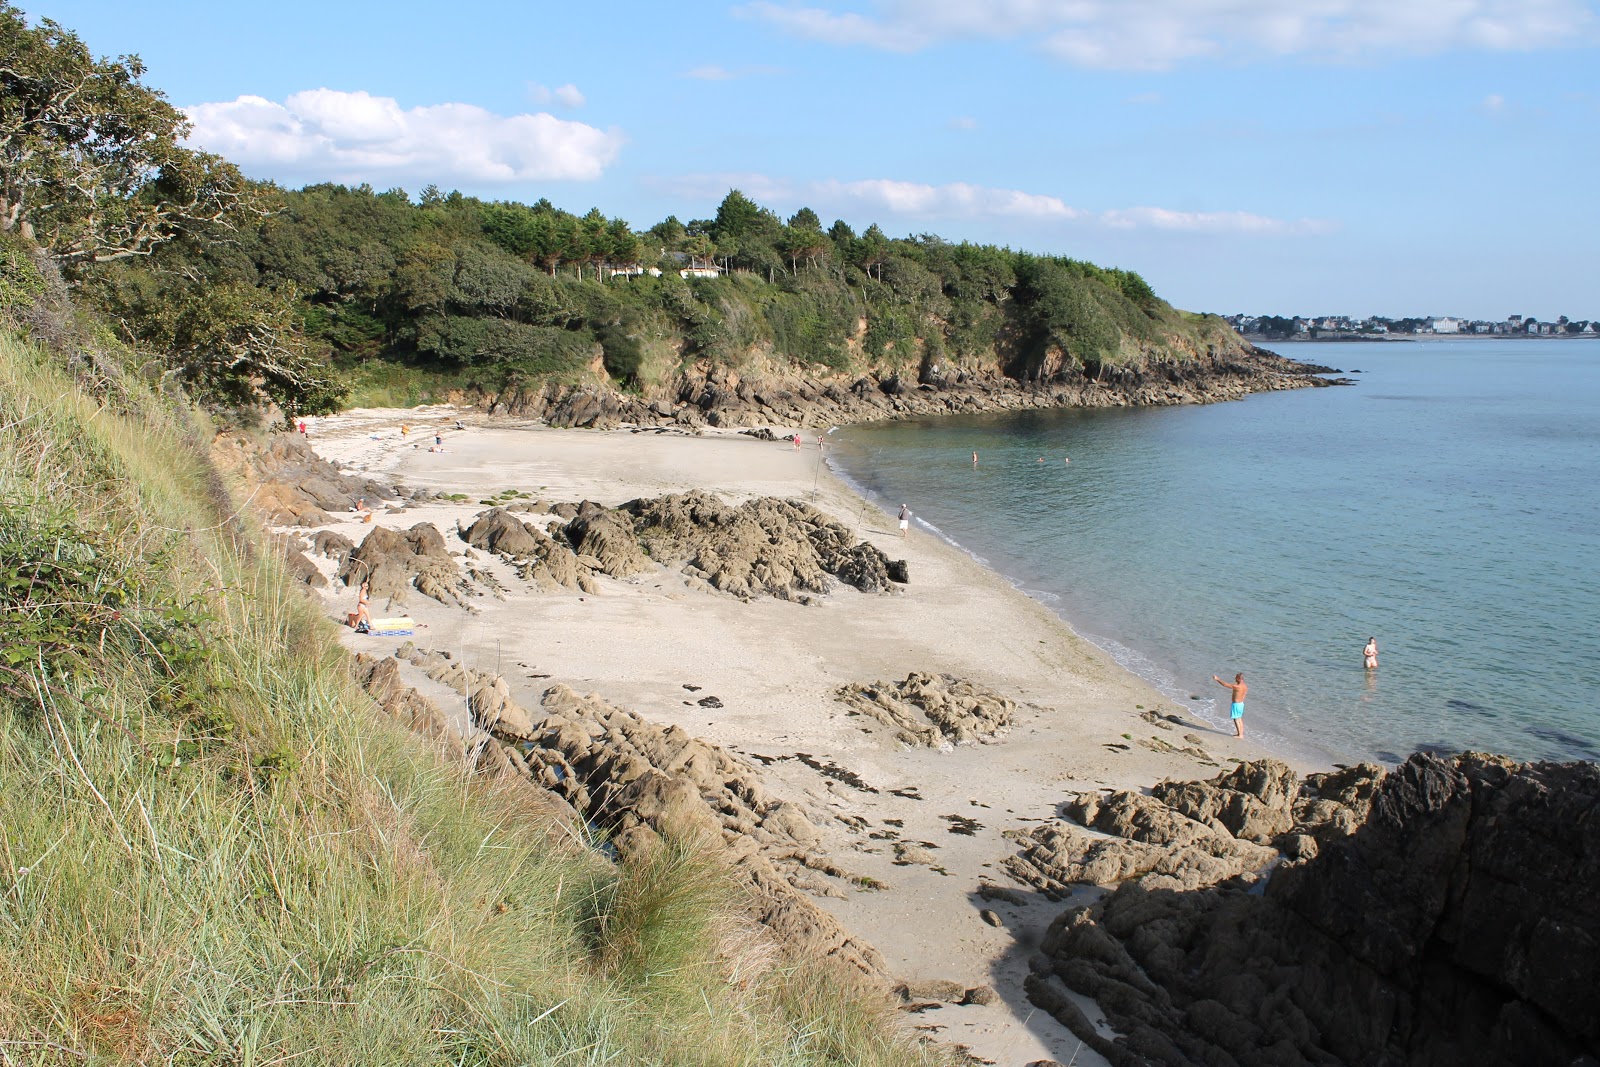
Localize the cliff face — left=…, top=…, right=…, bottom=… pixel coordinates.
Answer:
left=473, top=343, right=1340, bottom=430
left=1026, top=754, right=1600, bottom=1067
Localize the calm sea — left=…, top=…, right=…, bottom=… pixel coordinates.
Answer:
left=829, top=338, right=1600, bottom=766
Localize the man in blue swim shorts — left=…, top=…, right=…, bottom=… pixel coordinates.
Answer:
left=1213, top=672, right=1248, bottom=739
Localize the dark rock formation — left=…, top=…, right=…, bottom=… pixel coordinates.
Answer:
left=406, top=651, right=887, bottom=978
left=836, top=671, right=1016, bottom=748
left=460, top=507, right=600, bottom=593
left=339, top=522, right=468, bottom=605
left=213, top=430, right=392, bottom=525
left=1024, top=754, right=1600, bottom=1066
left=622, top=490, right=896, bottom=601
left=471, top=346, right=1343, bottom=431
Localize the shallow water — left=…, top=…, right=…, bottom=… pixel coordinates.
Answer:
left=830, top=338, right=1600, bottom=765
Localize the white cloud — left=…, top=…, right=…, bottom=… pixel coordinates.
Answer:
left=683, top=63, right=784, bottom=80
left=813, top=178, right=1081, bottom=220
left=649, top=172, right=1330, bottom=235
left=739, top=0, right=1600, bottom=69
left=1482, top=93, right=1508, bottom=114
left=184, top=89, right=622, bottom=184
left=1097, top=207, right=1337, bottom=236
left=529, top=82, right=587, bottom=108
left=948, top=115, right=979, bottom=130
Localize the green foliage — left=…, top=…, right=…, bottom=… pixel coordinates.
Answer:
left=0, top=328, right=942, bottom=1067
left=0, top=232, right=46, bottom=320
left=0, top=4, right=255, bottom=265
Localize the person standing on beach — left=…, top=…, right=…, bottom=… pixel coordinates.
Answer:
left=1212, top=672, right=1248, bottom=738
left=898, top=504, right=911, bottom=537
left=1363, top=638, right=1379, bottom=670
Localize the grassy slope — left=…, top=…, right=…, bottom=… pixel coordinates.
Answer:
left=0, top=321, right=935, bottom=1064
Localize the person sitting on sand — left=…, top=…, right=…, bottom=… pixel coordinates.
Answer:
left=353, top=497, right=369, bottom=513
left=1213, top=672, right=1248, bottom=738
left=1364, top=638, right=1379, bottom=670
left=454, top=419, right=465, bottom=430
left=346, top=582, right=372, bottom=630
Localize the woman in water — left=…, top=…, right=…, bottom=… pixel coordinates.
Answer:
left=1363, top=637, right=1379, bottom=670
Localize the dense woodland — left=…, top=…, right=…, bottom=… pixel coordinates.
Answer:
left=4, top=4, right=1227, bottom=419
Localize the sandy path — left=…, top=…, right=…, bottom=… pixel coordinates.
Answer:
left=298, top=406, right=1299, bottom=1066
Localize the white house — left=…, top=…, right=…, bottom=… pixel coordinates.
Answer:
left=1433, top=316, right=1462, bottom=334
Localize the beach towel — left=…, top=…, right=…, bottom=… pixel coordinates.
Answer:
left=368, top=617, right=415, bottom=636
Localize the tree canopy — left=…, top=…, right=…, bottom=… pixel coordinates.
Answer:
left=0, top=5, right=254, bottom=265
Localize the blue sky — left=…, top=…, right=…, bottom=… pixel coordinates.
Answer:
left=26, top=1, right=1600, bottom=319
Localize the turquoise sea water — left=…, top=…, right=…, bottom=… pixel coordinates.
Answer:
left=830, top=339, right=1600, bottom=766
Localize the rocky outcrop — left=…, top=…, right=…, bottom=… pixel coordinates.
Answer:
left=474, top=347, right=1344, bottom=431
left=340, top=522, right=469, bottom=606
left=1003, top=759, right=1384, bottom=898
left=1024, top=754, right=1600, bottom=1067
left=213, top=429, right=393, bottom=525
left=622, top=491, right=897, bottom=601
left=835, top=671, right=1015, bottom=749
left=408, top=651, right=887, bottom=978
left=460, top=507, right=600, bottom=593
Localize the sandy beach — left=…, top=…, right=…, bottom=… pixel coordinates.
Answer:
left=295, top=405, right=1302, bottom=1066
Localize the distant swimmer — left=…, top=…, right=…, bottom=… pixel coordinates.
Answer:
left=1037, top=457, right=1044, bottom=463
left=1064, top=456, right=1070, bottom=464
left=972, top=451, right=979, bottom=467
left=1212, top=672, right=1248, bottom=739
left=898, top=504, right=910, bottom=537
left=1364, top=638, right=1379, bottom=670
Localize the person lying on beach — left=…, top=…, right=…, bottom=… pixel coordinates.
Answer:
left=1213, top=672, right=1248, bottom=738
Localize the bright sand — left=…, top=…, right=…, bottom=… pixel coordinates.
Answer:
left=301, top=406, right=1301, bottom=1066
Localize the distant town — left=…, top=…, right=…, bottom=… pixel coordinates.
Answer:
left=1227, top=313, right=1598, bottom=341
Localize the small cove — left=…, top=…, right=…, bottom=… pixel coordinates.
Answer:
left=830, top=338, right=1600, bottom=766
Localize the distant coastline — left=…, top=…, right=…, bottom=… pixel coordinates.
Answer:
left=1248, top=332, right=1599, bottom=343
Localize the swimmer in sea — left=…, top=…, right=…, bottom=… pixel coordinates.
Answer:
left=1364, top=638, right=1379, bottom=670
left=1212, top=672, right=1248, bottom=739
left=972, top=451, right=979, bottom=467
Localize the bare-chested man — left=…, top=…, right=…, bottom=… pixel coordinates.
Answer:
left=1213, top=672, right=1248, bottom=738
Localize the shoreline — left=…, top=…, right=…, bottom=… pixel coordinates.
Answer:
left=293, top=405, right=1319, bottom=1066
left=820, top=442, right=1346, bottom=773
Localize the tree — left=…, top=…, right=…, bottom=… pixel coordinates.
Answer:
left=0, top=6, right=255, bottom=265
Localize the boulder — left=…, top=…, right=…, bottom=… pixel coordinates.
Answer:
left=1026, top=754, right=1600, bottom=1067
left=836, top=671, right=1015, bottom=748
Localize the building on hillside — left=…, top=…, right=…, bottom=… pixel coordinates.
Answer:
left=666, top=251, right=724, bottom=279
left=1433, top=316, right=1462, bottom=334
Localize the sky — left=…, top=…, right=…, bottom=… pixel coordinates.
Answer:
left=25, top=1, right=1600, bottom=320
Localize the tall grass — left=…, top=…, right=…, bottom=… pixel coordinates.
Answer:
left=0, top=330, right=942, bottom=1066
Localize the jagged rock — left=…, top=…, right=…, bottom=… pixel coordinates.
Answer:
left=561, top=501, right=652, bottom=578
left=213, top=430, right=393, bottom=524
left=405, top=658, right=886, bottom=978
left=886, top=558, right=910, bottom=584
left=836, top=671, right=1015, bottom=748
left=310, top=529, right=355, bottom=563
left=461, top=507, right=594, bottom=592
left=340, top=522, right=469, bottom=606
left=1027, top=754, right=1600, bottom=1067
left=619, top=491, right=896, bottom=601
left=473, top=341, right=1338, bottom=434
left=353, top=654, right=464, bottom=762
left=1149, top=758, right=1299, bottom=843
left=267, top=533, right=326, bottom=589
left=460, top=507, right=545, bottom=556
